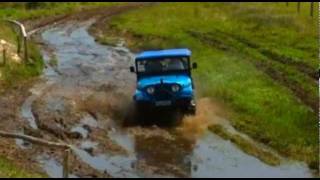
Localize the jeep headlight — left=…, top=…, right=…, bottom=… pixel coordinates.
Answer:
left=171, top=84, right=180, bottom=92
left=146, top=86, right=155, bottom=94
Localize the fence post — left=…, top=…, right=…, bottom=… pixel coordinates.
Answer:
left=310, top=2, right=314, bottom=17
left=286, top=2, right=288, bottom=7
left=0, top=131, right=71, bottom=178
left=297, top=2, right=301, bottom=13
left=17, top=35, right=21, bottom=54
left=4, top=20, right=29, bottom=64
left=63, top=148, right=70, bottom=178
left=2, top=48, right=6, bottom=66
left=23, top=36, right=28, bottom=64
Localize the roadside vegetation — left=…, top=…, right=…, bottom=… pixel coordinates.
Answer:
left=97, top=2, right=319, bottom=170
left=0, top=2, right=122, bottom=20
left=0, top=156, right=46, bottom=178
left=0, top=2, right=124, bottom=89
left=0, top=2, right=123, bottom=177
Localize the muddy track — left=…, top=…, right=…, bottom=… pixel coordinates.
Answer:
left=25, top=3, right=152, bottom=37
left=187, top=30, right=318, bottom=112
left=187, top=29, right=318, bottom=81
left=0, top=4, right=314, bottom=178
left=0, top=79, right=47, bottom=176
left=205, top=29, right=318, bottom=81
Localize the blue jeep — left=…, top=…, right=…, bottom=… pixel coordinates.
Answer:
left=130, top=48, right=197, bottom=115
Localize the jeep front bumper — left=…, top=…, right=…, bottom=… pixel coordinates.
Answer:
left=135, top=98, right=196, bottom=112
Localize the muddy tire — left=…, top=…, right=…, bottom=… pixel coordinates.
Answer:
left=181, top=105, right=196, bottom=116
left=133, top=104, right=150, bottom=123
left=188, top=106, right=196, bottom=115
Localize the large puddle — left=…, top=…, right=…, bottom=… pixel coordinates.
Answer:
left=18, top=19, right=313, bottom=178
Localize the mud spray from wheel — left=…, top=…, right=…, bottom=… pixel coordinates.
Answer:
left=16, top=18, right=313, bottom=178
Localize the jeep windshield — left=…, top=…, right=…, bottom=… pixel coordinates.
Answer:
left=136, top=57, right=189, bottom=76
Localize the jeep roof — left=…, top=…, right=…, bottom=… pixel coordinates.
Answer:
left=136, top=48, right=191, bottom=60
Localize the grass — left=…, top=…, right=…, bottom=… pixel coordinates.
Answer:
left=209, top=124, right=281, bottom=166
left=0, top=2, right=125, bottom=87
left=0, top=40, right=44, bottom=88
left=0, top=2, right=124, bottom=20
left=0, top=2, right=124, bottom=177
left=0, top=156, right=46, bottom=178
left=99, top=2, right=319, bottom=170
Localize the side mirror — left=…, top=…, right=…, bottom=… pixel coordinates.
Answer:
left=130, top=66, right=135, bottom=73
left=192, top=62, right=198, bottom=69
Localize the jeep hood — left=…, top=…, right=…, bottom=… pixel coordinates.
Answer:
left=137, top=74, right=192, bottom=89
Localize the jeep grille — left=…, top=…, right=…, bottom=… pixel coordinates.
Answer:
left=153, top=84, right=174, bottom=100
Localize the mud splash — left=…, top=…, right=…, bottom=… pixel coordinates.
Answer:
left=177, top=98, right=222, bottom=140
left=16, top=17, right=314, bottom=178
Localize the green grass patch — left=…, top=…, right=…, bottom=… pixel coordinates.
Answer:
left=96, top=36, right=122, bottom=46
left=0, top=2, right=124, bottom=20
left=0, top=156, right=45, bottom=178
left=101, top=2, right=319, bottom=170
left=209, top=124, right=281, bottom=166
left=0, top=41, right=44, bottom=88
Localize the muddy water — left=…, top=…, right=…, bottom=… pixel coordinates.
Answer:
left=37, top=154, right=78, bottom=178
left=19, top=19, right=313, bottom=178
left=191, top=132, right=311, bottom=178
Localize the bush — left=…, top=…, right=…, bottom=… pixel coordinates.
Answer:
left=25, top=2, right=55, bottom=10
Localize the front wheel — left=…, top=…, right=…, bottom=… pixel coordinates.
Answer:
left=186, top=105, right=196, bottom=115
left=181, top=103, right=196, bottom=115
left=187, top=98, right=196, bottom=115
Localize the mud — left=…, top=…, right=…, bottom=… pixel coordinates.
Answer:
left=37, top=154, right=78, bottom=178
left=12, top=15, right=314, bottom=178
left=0, top=77, right=50, bottom=175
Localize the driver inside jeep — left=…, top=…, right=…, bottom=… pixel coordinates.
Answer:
left=145, top=60, right=162, bottom=72
left=145, top=58, right=186, bottom=73
left=166, top=58, right=185, bottom=71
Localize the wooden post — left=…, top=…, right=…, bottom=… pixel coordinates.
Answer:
left=0, top=131, right=70, bottom=149
left=310, top=2, right=314, bottom=17
left=0, top=131, right=71, bottom=177
left=2, top=48, right=6, bottom=66
left=286, top=2, right=288, bottom=7
left=23, top=36, right=28, bottom=63
left=17, top=35, right=21, bottom=54
left=297, top=2, right=301, bottom=13
left=4, top=20, right=29, bottom=63
left=63, top=148, right=70, bottom=178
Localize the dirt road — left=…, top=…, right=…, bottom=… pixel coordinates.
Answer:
left=1, top=5, right=314, bottom=178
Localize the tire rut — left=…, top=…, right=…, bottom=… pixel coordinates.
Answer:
left=187, top=30, right=318, bottom=112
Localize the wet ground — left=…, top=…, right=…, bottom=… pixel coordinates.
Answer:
left=17, top=19, right=313, bottom=178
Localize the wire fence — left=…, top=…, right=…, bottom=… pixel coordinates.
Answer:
left=286, top=2, right=316, bottom=17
